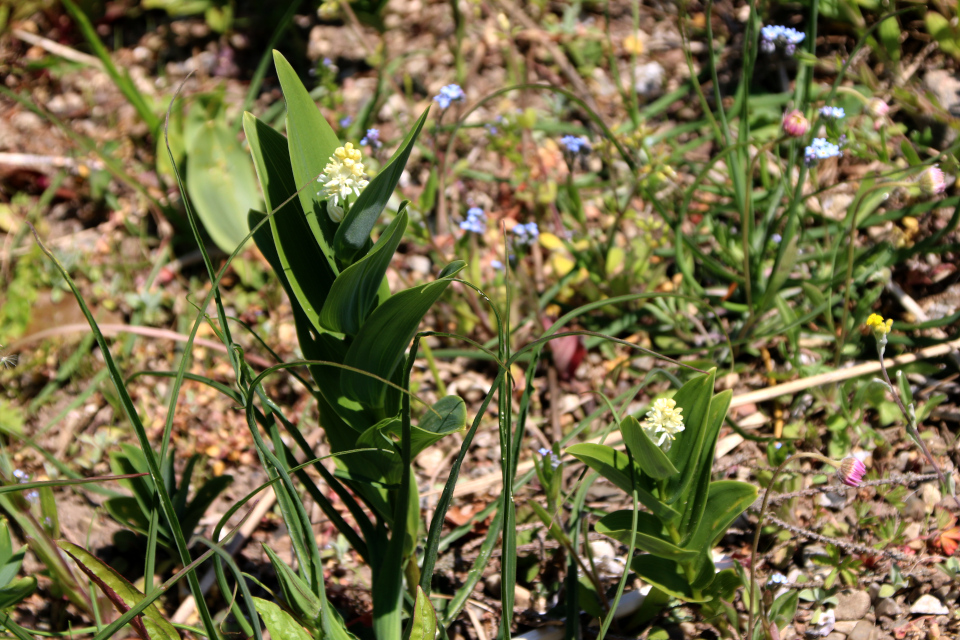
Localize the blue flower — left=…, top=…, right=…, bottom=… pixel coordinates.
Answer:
left=561, top=135, right=591, bottom=154
left=459, top=207, right=487, bottom=234
left=433, top=84, right=465, bottom=109
left=804, top=138, right=842, bottom=167
left=772, top=233, right=782, bottom=244
left=360, top=128, right=381, bottom=149
left=760, top=25, right=805, bottom=55
left=339, top=116, right=352, bottom=127
left=323, top=57, right=333, bottom=67
left=819, top=106, right=845, bottom=120
left=513, top=221, right=540, bottom=245
left=491, top=259, right=504, bottom=270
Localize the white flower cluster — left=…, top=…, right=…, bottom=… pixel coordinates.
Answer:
left=317, top=143, right=369, bottom=220
left=642, top=398, right=685, bottom=450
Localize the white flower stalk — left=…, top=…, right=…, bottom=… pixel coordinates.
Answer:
left=317, top=142, right=369, bottom=209
left=642, top=398, right=684, bottom=450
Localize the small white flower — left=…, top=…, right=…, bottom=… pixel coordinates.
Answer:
left=642, top=398, right=684, bottom=450
left=317, top=142, right=369, bottom=207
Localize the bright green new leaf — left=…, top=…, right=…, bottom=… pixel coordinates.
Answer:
left=334, top=107, right=430, bottom=263
left=684, top=480, right=757, bottom=553
left=620, top=415, right=677, bottom=479
left=0, top=577, right=35, bottom=610
left=185, top=116, right=261, bottom=253
left=254, top=597, right=313, bottom=640
left=565, top=443, right=679, bottom=522
left=262, top=544, right=322, bottom=625
left=409, top=586, right=438, bottom=640
left=273, top=50, right=342, bottom=269
left=341, top=277, right=456, bottom=409
left=58, top=541, right=179, bottom=640
left=629, top=555, right=710, bottom=603
left=679, top=389, right=732, bottom=541
left=245, top=113, right=337, bottom=333
left=596, top=511, right=697, bottom=561
left=664, top=369, right=716, bottom=504
left=0, top=518, right=25, bottom=588
left=320, top=209, right=408, bottom=335
left=926, top=12, right=960, bottom=59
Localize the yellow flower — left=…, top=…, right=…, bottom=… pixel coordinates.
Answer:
left=317, top=143, right=369, bottom=207
left=642, top=398, right=685, bottom=449
left=865, top=313, right=893, bottom=335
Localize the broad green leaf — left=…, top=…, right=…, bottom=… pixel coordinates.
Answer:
left=620, top=416, right=677, bottom=479
left=0, top=576, right=35, bottom=609
left=925, top=12, right=960, bottom=59
left=0, top=518, right=25, bottom=588
left=565, top=443, right=679, bottom=522
left=409, top=586, right=438, bottom=640
left=262, top=545, right=322, bottom=625
left=103, top=496, right=151, bottom=536
left=684, top=480, right=757, bottom=553
left=244, top=113, right=337, bottom=332
left=878, top=16, right=901, bottom=62
left=273, top=50, right=341, bottom=268
left=320, top=210, right=407, bottom=335
left=679, top=389, right=732, bottom=541
left=596, top=511, right=696, bottom=561
left=341, top=278, right=456, bottom=409
left=769, top=589, right=799, bottom=627
left=708, top=569, right=740, bottom=601
left=629, top=555, right=710, bottom=603
left=334, top=107, right=430, bottom=263
left=438, top=260, right=467, bottom=279
left=58, top=541, right=179, bottom=640
left=185, top=116, right=261, bottom=253
left=664, top=369, right=716, bottom=505
left=253, top=597, right=313, bottom=640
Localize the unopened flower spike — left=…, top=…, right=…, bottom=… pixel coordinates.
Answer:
left=642, top=397, right=685, bottom=451
left=919, top=165, right=946, bottom=197
left=782, top=109, right=809, bottom=138
left=317, top=143, right=370, bottom=215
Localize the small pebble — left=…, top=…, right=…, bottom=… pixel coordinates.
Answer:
left=909, top=594, right=948, bottom=615
left=836, top=590, right=871, bottom=620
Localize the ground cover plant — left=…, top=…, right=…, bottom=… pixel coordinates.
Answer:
left=1, top=1, right=960, bottom=639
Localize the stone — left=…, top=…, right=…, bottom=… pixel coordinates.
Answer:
left=874, top=598, right=902, bottom=618
left=847, top=621, right=878, bottom=640
left=909, top=594, right=949, bottom=615
left=836, top=590, right=872, bottom=621
left=824, top=633, right=846, bottom=640
left=834, top=621, right=859, bottom=634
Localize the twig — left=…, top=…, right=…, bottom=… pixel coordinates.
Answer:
left=11, top=29, right=104, bottom=70
left=764, top=513, right=913, bottom=561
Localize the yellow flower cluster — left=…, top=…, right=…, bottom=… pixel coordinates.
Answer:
left=865, top=313, right=893, bottom=335
left=317, top=143, right=369, bottom=209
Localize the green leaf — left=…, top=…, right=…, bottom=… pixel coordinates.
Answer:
left=273, top=50, right=342, bottom=268
left=629, top=555, right=710, bottom=603
left=759, top=234, right=798, bottom=313
left=529, top=502, right=573, bottom=549
left=679, top=389, right=732, bottom=542
left=341, top=278, right=456, bottom=410
left=244, top=113, right=337, bottom=333
left=596, top=511, right=696, bottom=561
left=334, top=107, right=430, bottom=263
left=262, top=545, right=322, bottom=625
left=0, top=519, right=25, bottom=588
left=438, top=260, right=467, bottom=279
left=708, top=568, right=739, bottom=601
left=253, top=597, right=313, bottom=640
left=878, top=16, right=901, bottom=62
left=0, top=576, right=36, bottom=610
left=409, top=586, right=438, bottom=640
left=185, top=116, right=261, bottom=253
left=565, top=443, right=679, bottom=521
left=926, top=12, right=960, bottom=59
left=58, top=541, right=179, bottom=640
left=620, top=415, right=677, bottom=479
left=664, top=369, right=716, bottom=505
left=685, top=480, right=757, bottom=554
left=320, top=210, right=408, bottom=335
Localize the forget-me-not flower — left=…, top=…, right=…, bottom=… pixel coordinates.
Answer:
left=512, top=222, right=540, bottom=245
left=360, top=128, right=381, bottom=149
left=561, top=135, right=591, bottom=154
left=433, top=84, right=465, bottom=109
left=804, top=138, right=842, bottom=167
left=760, top=25, right=805, bottom=55
left=459, top=207, right=487, bottom=234
left=819, top=106, right=845, bottom=120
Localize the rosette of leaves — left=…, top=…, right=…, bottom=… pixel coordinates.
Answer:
left=242, top=51, right=458, bottom=640
left=568, top=370, right=756, bottom=610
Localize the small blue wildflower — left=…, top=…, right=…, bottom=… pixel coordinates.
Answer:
left=459, top=207, right=487, bottom=234
left=767, top=573, right=789, bottom=585
left=339, top=116, right=352, bottom=127
left=433, top=84, right=465, bottom=109
left=760, top=25, right=805, bottom=55
left=12, top=469, right=27, bottom=482
left=323, top=57, right=333, bottom=67
left=491, top=259, right=504, bottom=270
left=513, top=222, right=540, bottom=245
left=819, top=106, right=845, bottom=120
left=485, top=123, right=498, bottom=135
left=561, top=135, right=591, bottom=154
left=772, top=233, right=782, bottom=244
left=537, top=447, right=561, bottom=469
left=804, top=138, right=842, bottom=167
left=360, top=128, right=381, bottom=149
left=26, top=490, right=39, bottom=504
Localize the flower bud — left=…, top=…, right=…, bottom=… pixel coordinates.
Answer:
left=782, top=109, right=809, bottom=138
left=919, top=165, right=947, bottom=196
left=866, top=98, right=889, bottom=119
left=838, top=457, right=866, bottom=487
